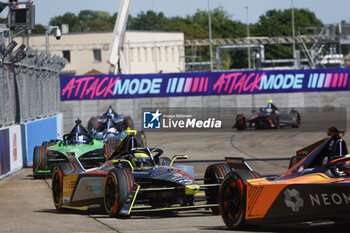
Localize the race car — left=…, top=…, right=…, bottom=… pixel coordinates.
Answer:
left=88, top=113, right=147, bottom=155
left=218, top=127, right=350, bottom=229
left=52, top=129, right=230, bottom=217
left=233, top=107, right=300, bottom=130
left=32, top=119, right=107, bottom=178
left=87, top=106, right=134, bottom=133
left=33, top=117, right=146, bottom=179
left=90, top=114, right=127, bottom=141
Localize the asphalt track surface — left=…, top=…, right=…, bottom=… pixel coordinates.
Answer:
left=0, top=129, right=349, bottom=233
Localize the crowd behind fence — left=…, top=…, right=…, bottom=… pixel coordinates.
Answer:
left=0, top=39, right=66, bottom=128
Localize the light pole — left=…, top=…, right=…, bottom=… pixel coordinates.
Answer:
left=291, top=0, right=296, bottom=68
left=208, top=0, right=213, bottom=72
left=246, top=6, right=251, bottom=69
left=45, top=26, right=62, bottom=53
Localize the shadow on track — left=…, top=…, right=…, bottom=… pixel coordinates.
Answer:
left=198, top=223, right=349, bottom=233
left=35, top=207, right=219, bottom=219
left=35, top=207, right=106, bottom=216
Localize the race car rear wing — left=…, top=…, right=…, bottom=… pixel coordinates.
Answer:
left=225, top=157, right=253, bottom=171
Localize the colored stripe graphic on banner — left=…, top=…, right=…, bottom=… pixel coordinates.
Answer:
left=177, top=78, right=185, bottom=93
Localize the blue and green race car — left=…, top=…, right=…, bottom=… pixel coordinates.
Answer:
left=51, top=129, right=229, bottom=217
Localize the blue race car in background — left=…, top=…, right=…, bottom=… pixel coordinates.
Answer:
left=234, top=107, right=301, bottom=130
left=52, top=129, right=229, bottom=217
left=88, top=106, right=134, bottom=133
left=87, top=106, right=144, bottom=156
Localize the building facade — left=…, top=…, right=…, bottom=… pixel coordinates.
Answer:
left=28, top=31, right=185, bottom=75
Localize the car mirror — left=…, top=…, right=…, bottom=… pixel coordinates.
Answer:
left=170, top=155, right=188, bottom=166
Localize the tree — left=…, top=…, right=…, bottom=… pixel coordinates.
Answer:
left=167, top=8, right=245, bottom=39
left=164, top=17, right=209, bottom=39
left=47, top=8, right=324, bottom=69
left=80, top=11, right=114, bottom=32
left=49, top=12, right=81, bottom=32
left=32, top=24, right=46, bottom=34
left=127, top=11, right=171, bottom=31
left=83, top=18, right=114, bottom=32
left=78, top=10, right=97, bottom=22
left=251, top=8, right=323, bottom=59
left=50, top=10, right=115, bottom=32
left=172, top=8, right=246, bottom=68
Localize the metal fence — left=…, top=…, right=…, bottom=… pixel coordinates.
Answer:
left=0, top=39, right=66, bottom=128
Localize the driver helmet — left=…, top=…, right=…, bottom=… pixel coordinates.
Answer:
left=74, top=134, right=88, bottom=145
left=268, top=99, right=273, bottom=104
left=131, top=152, right=150, bottom=167
left=107, top=127, right=117, bottom=134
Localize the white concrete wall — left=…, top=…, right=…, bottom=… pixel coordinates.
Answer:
left=60, top=91, right=350, bottom=132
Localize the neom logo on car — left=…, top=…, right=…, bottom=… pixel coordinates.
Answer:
left=284, top=188, right=304, bottom=212
left=309, top=192, right=350, bottom=206
left=284, top=188, right=350, bottom=211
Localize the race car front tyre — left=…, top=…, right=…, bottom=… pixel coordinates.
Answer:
left=104, top=168, right=135, bottom=218
left=52, top=167, right=63, bottom=211
left=35, top=141, right=57, bottom=178
left=204, top=163, right=230, bottom=213
left=104, top=139, right=120, bottom=158
left=219, top=169, right=261, bottom=230
left=33, top=143, right=49, bottom=179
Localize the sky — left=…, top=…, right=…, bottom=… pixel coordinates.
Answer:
left=25, top=0, right=350, bottom=26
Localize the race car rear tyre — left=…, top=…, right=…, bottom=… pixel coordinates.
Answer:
left=219, top=169, right=261, bottom=230
left=50, top=139, right=59, bottom=144
left=104, top=139, right=120, bottom=158
left=204, top=163, right=230, bottom=213
left=32, top=146, right=41, bottom=178
left=235, top=114, right=246, bottom=131
left=123, top=116, right=134, bottom=130
left=87, top=117, right=100, bottom=133
left=52, top=166, right=63, bottom=211
left=269, top=112, right=279, bottom=129
left=104, top=168, right=135, bottom=218
left=40, top=143, right=48, bottom=170
left=290, top=110, right=301, bottom=128
left=33, top=143, right=49, bottom=179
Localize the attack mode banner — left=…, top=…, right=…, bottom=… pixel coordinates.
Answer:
left=60, top=68, right=350, bottom=101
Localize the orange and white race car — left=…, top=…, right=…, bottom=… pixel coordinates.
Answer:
left=218, top=127, right=350, bottom=229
